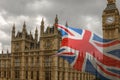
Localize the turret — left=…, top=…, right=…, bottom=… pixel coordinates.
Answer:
left=30, top=31, right=33, bottom=40
left=40, top=18, right=44, bottom=36
left=54, top=15, right=59, bottom=33
left=2, top=50, right=3, bottom=54
left=22, top=21, right=27, bottom=38
left=7, top=49, right=9, bottom=57
left=35, top=27, right=38, bottom=42
left=65, top=21, right=68, bottom=27
left=7, top=49, right=9, bottom=54
left=54, top=14, right=58, bottom=24
left=22, top=21, right=26, bottom=32
left=12, top=24, right=15, bottom=39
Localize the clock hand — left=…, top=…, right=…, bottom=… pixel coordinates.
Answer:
left=108, top=19, right=113, bottom=21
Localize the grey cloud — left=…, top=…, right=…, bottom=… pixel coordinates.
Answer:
left=0, top=0, right=34, bottom=15
left=1, top=40, right=10, bottom=47
left=0, top=0, right=120, bottom=51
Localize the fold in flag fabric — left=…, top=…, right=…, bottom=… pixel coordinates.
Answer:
left=56, top=24, right=120, bottom=80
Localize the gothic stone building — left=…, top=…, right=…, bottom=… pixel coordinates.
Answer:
left=0, top=0, right=120, bottom=80
left=0, top=16, right=95, bottom=80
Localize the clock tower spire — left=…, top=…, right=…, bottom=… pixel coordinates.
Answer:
left=102, top=0, right=120, bottom=39
left=107, top=0, right=116, bottom=4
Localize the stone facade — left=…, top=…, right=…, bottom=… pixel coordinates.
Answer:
left=0, top=16, right=95, bottom=80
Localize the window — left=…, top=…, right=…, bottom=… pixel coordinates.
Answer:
left=14, top=57, right=20, bottom=67
left=1, top=61, right=6, bottom=67
left=37, top=71, right=39, bottom=80
left=37, top=57, right=39, bottom=63
left=26, top=71, right=28, bottom=79
left=26, top=57, right=28, bottom=63
left=58, top=71, right=60, bottom=80
left=62, top=72, right=65, bottom=80
left=68, top=72, right=70, bottom=80
left=45, top=72, right=51, bottom=80
left=25, top=57, right=28, bottom=67
left=31, top=71, right=33, bottom=79
left=8, top=71, right=11, bottom=78
left=4, top=71, right=6, bottom=78
left=30, top=43, right=34, bottom=49
left=31, top=57, right=34, bottom=67
left=37, top=57, right=39, bottom=67
left=15, top=71, right=20, bottom=79
left=44, top=56, right=51, bottom=67
left=44, top=56, right=51, bottom=80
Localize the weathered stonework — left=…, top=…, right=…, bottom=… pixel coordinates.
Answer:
left=0, top=16, right=95, bottom=80
left=102, top=0, right=120, bottom=39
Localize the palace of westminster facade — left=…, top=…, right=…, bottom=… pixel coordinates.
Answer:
left=0, top=0, right=120, bottom=80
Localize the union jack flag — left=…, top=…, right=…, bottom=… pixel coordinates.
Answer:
left=56, top=24, right=120, bottom=80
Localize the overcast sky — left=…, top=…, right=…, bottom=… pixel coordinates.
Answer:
left=0, top=0, right=120, bottom=53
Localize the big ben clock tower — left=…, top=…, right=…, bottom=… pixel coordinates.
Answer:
left=102, top=0, right=120, bottom=39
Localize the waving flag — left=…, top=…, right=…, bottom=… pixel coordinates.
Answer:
left=56, top=24, right=120, bottom=80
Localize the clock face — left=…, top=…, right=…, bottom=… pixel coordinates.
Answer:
left=106, top=16, right=115, bottom=24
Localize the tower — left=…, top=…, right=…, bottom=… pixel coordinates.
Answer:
left=39, top=16, right=61, bottom=80
left=11, top=22, right=27, bottom=53
left=11, top=22, right=28, bottom=80
left=11, top=21, right=38, bottom=79
left=40, top=18, right=45, bottom=36
left=102, top=0, right=120, bottom=39
left=12, top=24, right=15, bottom=39
left=35, top=27, right=38, bottom=42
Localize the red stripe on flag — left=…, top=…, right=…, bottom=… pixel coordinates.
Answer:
left=94, top=40, right=120, bottom=47
left=62, top=52, right=74, bottom=55
left=97, top=64, right=120, bottom=78
left=57, top=24, right=74, bottom=36
left=73, top=52, right=85, bottom=71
